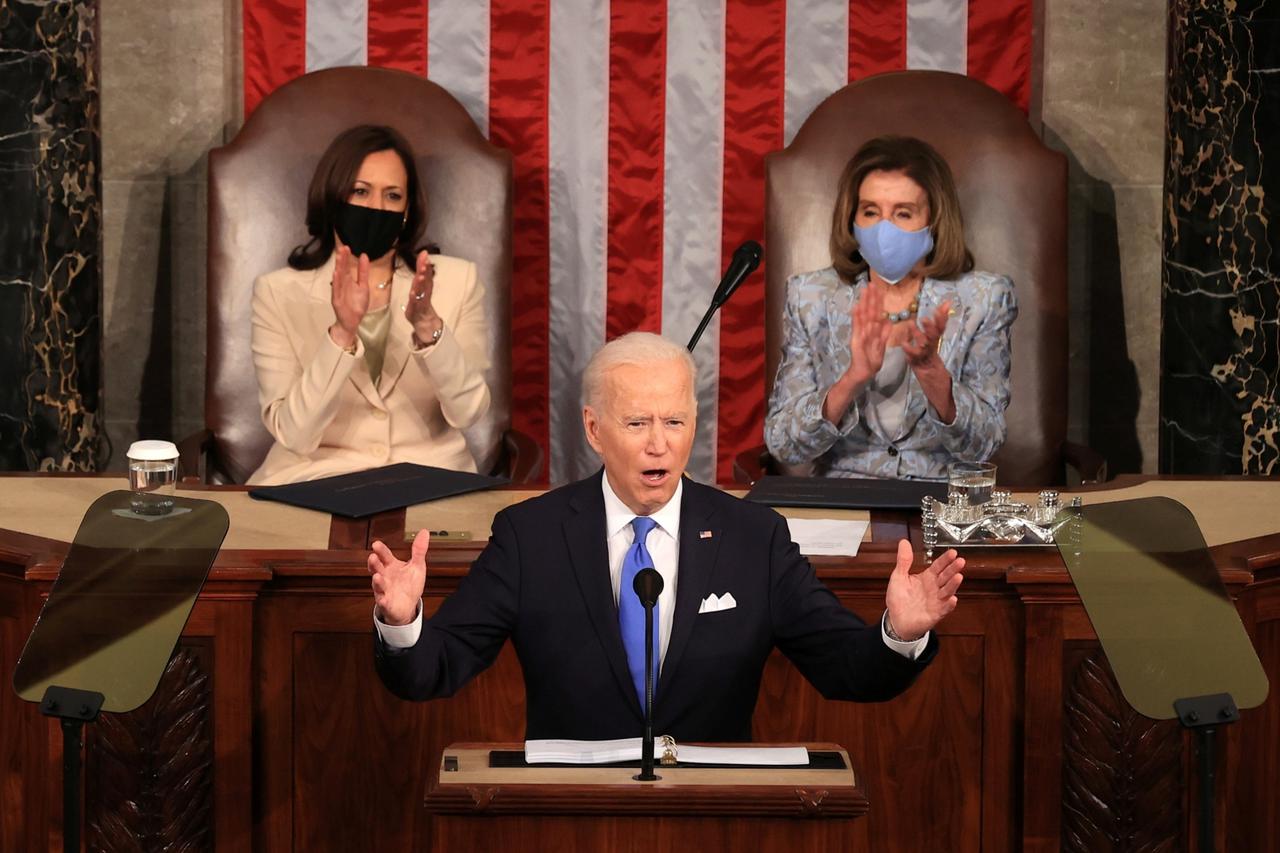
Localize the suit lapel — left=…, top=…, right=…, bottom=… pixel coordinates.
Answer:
left=657, top=479, right=722, bottom=696
left=563, top=472, right=638, bottom=712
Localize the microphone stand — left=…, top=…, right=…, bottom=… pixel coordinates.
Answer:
left=638, top=603, right=658, bottom=781
left=633, top=568, right=663, bottom=781
left=687, top=241, right=762, bottom=352
left=686, top=307, right=718, bottom=353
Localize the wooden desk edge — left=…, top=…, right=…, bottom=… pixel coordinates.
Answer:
left=425, top=743, right=867, bottom=818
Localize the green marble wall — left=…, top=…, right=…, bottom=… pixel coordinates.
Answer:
left=1162, top=0, right=1280, bottom=473
left=0, top=0, right=102, bottom=470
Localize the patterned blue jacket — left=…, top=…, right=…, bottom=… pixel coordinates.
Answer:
left=764, top=267, right=1017, bottom=480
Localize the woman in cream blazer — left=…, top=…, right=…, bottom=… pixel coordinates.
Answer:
left=247, top=125, right=490, bottom=486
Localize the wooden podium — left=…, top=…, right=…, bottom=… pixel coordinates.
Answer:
left=424, top=743, right=870, bottom=852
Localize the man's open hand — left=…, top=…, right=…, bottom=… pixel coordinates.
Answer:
left=884, top=540, right=964, bottom=641
left=369, top=528, right=430, bottom=626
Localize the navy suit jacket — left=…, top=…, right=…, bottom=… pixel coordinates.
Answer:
left=375, top=472, right=938, bottom=741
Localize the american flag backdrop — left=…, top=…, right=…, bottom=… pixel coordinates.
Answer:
left=242, top=0, right=1033, bottom=485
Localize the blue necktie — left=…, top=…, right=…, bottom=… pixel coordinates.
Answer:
left=619, top=516, right=660, bottom=705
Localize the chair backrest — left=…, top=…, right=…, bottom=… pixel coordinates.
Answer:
left=207, top=67, right=512, bottom=483
left=765, top=71, right=1067, bottom=485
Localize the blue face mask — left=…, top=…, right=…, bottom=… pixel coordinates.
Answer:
left=852, top=219, right=934, bottom=284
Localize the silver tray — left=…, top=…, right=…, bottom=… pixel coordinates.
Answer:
left=922, top=492, right=1081, bottom=558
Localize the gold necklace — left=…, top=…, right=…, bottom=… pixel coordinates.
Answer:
left=368, top=261, right=391, bottom=290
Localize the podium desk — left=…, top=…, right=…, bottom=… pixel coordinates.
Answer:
left=426, top=743, right=867, bottom=852
left=2, top=475, right=1280, bottom=852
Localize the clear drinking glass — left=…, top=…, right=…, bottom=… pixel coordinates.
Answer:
left=127, top=440, right=179, bottom=515
left=947, top=461, right=997, bottom=509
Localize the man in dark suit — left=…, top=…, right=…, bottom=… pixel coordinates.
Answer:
left=369, top=332, right=964, bottom=741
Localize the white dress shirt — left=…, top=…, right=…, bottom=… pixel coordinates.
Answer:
left=602, top=472, right=681, bottom=668
left=375, top=475, right=929, bottom=660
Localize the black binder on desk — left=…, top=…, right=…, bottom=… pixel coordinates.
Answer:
left=248, top=462, right=507, bottom=518
left=745, top=475, right=946, bottom=510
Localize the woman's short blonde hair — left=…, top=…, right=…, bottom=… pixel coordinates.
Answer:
left=829, top=135, right=974, bottom=284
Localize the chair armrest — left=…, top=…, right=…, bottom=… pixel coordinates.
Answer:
left=177, top=429, right=215, bottom=484
left=1062, top=440, right=1108, bottom=485
left=498, top=428, right=545, bottom=484
left=732, top=445, right=772, bottom=486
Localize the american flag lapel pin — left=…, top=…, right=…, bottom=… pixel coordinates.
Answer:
left=699, top=530, right=713, bottom=539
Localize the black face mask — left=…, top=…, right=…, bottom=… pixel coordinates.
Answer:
left=334, top=202, right=404, bottom=260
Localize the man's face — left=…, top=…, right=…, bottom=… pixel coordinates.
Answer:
left=583, top=358, right=695, bottom=516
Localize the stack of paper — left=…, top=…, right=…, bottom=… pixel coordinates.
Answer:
left=525, top=738, right=809, bottom=766
left=784, top=518, right=869, bottom=556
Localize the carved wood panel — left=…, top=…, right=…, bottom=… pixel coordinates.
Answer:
left=85, top=641, right=214, bottom=853
left=1061, top=646, right=1183, bottom=853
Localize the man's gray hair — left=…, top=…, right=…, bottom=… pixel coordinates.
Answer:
left=582, top=332, right=697, bottom=410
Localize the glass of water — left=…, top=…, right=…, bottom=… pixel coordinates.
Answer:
left=947, top=461, right=997, bottom=510
left=127, top=440, right=179, bottom=515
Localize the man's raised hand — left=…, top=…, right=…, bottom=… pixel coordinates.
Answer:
left=883, top=539, right=964, bottom=642
left=369, top=528, right=430, bottom=626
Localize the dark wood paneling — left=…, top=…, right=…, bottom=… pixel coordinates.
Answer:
left=1235, top=581, right=1280, bottom=852
left=260, top=593, right=528, bottom=853
left=2, top=509, right=1278, bottom=853
left=0, top=575, right=42, bottom=853
left=431, top=814, right=870, bottom=853
left=756, top=592, right=990, bottom=853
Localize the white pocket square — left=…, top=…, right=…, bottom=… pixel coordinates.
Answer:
left=698, top=592, right=737, bottom=614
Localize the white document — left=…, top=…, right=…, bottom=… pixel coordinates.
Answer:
left=674, top=744, right=809, bottom=766
left=784, top=518, right=869, bottom=556
left=525, top=737, right=642, bottom=764
left=525, top=738, right=809, bottom=766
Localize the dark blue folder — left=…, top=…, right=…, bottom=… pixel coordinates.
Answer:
left=249, top=462, right=507, bottom=518
left=745, top=475, right=946, bottom=510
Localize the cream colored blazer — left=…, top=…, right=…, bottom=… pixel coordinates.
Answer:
left=246, top=253, right=491, bottom=486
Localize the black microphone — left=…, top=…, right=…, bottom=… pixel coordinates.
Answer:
left=633, top=567, right=664, bottom=782
left=687, top=240, right=763, bottom=352
left=634, top=567, right=663, bottom=608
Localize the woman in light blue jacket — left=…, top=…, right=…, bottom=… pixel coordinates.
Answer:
left=765, top=136, right=1016, bottom=480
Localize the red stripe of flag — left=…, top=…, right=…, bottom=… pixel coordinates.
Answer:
left=718, top=0, right=785, bottom=484
left=848, top=0, right=906, bottom=82
left=243, top=0, right=307, bottom=117
left=605, top=0, right=668, bottom=339
left=967, top=0, right=1033, bottom=112
left=490, top=0, right=552, bottom=478
left=368, top=0, right=428, bottom=77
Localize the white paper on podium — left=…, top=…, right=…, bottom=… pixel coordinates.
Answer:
left=525, top=738, right=809, bottom=766
left=784, top=518, right=869, bottom=557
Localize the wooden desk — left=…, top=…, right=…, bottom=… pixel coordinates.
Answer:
left=426, top=742, right=867, bottom=852
left=1, top=476, right=1277, bottom=852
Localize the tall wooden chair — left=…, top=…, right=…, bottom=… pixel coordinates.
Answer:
left=736, top=71, right=1104, bottom=486
left=182, top=66, right=540, bottom=484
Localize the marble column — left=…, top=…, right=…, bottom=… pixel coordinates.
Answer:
left=1162, top=0, right=1280, bottom=474
left=0, top=0, right=102, bottom=470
